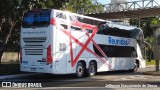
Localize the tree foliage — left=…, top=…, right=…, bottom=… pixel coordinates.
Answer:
left=151, top=18, right=160, bottom=24
left=0, top=0, right=53, bottom=64
left=130, top=17, right=154, bottom=60
left=61, top=0, right=104, bottom=14
left=0, top=0, right=105, bottom=64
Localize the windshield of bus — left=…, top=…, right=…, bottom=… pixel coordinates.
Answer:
left=22, top=9, right=51, bottom=28
left=130, top=28, right=144, bottom=40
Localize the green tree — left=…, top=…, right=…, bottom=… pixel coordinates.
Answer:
left=0, top=0, right=53, bottom=65
left=151, top=18, right=159, bottom=24
left=61, top=0, right=104, bottom=14
left=0, top=0, right=103, bottom=65
left=130, top=18, right=154, bottom=60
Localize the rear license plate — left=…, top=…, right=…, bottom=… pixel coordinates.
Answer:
left=31, top=68, right=36, bottom=71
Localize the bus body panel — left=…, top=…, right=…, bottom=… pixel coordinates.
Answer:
left=20, top=9, right=55, bottom=74
left=20, top=26, right=54, bottom=73
left=20, top=9, right=146, bottom=75
left=136, top=43, right=146, bottom=68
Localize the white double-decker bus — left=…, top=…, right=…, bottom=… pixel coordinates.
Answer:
left=20, top=9, right=146, bottom=77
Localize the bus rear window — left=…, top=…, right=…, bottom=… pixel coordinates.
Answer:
left=22, top=10, right=51, bottom=28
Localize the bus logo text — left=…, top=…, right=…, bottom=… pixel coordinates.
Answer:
left=108, top=37, right=130, bottom=46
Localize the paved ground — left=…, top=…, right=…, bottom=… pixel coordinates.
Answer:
left=0, top=66, right=160, bottom=89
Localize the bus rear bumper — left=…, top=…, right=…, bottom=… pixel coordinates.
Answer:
left=20, top=65, right=54, bottom=74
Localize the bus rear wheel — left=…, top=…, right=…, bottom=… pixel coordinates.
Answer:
left=87, top=62, right=96, bottom=77
left=76, top=62, right=84, bottom=78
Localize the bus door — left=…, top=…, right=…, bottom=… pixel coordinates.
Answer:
left=54, top=11, right=69, bottom=73
left=66, top=42, right=77, bottom=73
left=55, top=42, right=67, bottom=74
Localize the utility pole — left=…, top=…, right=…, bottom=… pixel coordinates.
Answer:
left=151, top=24, right=160, bottom=71
left=156, top=60, right=159, bottom=71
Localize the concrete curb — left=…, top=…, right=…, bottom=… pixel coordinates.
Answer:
left=144, top=65, right=160, bottom=76
left=0, top=73, right=40, bottom=80
left=146, top=65, right=155, bottom=68
left=143, top=71, right=160, bottom=76
left=146, top=65, right=160, bottom=68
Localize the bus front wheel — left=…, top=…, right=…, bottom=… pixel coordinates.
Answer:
left=76, top=62, right=84, bottom=78
left=130, top=60, right=139, bottom=72
left=134, top=60, right=139, bottom=72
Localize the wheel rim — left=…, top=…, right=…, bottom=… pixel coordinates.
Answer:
left=76, top=65, right=83, bottom=77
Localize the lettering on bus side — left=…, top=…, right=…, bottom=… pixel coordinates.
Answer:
left=23, top=31, right=46, bottom=35
left=108, top=36, right=130, bottom=46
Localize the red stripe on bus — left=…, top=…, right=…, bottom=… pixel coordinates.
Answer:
left=80, top=25, right=109, bottom=61
left=60, top=29, right=114, bottom=70
left=73, top=28, right=97, bottom=67
left=73, top=22, right=113, bottom=69
left=55, top=18, right=114, bottom=70
left=69, top=30, right=74, bottom=67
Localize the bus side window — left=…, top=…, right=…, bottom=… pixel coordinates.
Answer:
left=69, top=16, right=73, bottom=21
left=61, top=24, right=68, bottom=29
left=56, top=12, right=67, bottom=19
left=56, top=12, right=68, bottom=29
left=131, top=47, right=137, bottom=57
left=86, top=29, right=93, bottom=33
left=71, top=26, right=82, bottom=32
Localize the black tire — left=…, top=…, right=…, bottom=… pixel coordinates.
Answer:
left=134, top=62, right=138, bottom=72
left=87, top=62, right=96, bottom=77
left=130, top=62, right=138, bottom=72
left=76, top=62, right=84, bottom=78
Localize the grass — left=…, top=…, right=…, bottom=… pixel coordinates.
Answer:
left=146, top=60, right=156, bottom=65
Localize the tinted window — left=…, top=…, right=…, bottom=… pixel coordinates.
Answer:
left=22, top=9, right=51, bottom=28
left=97, top=27, right=131, bottom=38
left=86, top=29, right=93, bottom=33
left=56, top=12, right=66, bottom=19
left=93, top=44, right=137, bottom=57
left=98, top=23, right=131, bottom=38
left=61, top=24, right=68, bottom=29
left=71, top=26, right=82, bottom=31
left=130, top=28, right=141, bottom=38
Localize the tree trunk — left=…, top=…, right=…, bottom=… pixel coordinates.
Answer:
left=156, top=60, right=159, bottom=71
left=0, top=20, right=18, bottom=66
left=0, top=30, right=12, bottom=66
left=0, top=51, right=3, bottom=66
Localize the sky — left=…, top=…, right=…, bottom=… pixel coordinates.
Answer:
left=97, top=0, right=109, bottom=4
left=97, top=0, right=137, bottom=4
left=97, top=0, right=160, bottom=4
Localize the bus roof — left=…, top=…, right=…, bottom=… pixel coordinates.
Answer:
left=108, top=22, right=139, bottom=31
left=53, top=9, right=140, bottom=31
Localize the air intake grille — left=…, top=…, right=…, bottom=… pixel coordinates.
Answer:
left=23, top=37, right=46, bottom=47
left=24, top=49, right=43, bottom=55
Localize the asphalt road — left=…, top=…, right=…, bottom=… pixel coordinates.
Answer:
left=0, top=67, right=160, bottom=88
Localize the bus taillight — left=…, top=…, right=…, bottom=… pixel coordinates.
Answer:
left=47, top=45, right=53, bottom=65
left=50, top=18, right=56, bottom=26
